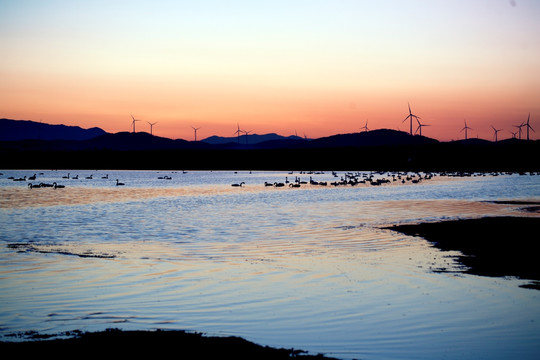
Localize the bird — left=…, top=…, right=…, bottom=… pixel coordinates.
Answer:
left=28, top=183, right=41, bottom=189
left=53, top=182, right=65, bottom=189
left=231, top=182, right=245, bottom=187
left=102, top=174, right=109, bottom=179
left=116, top=179, right=125, bottom=186
left=62, top=173, right=70, bottom=179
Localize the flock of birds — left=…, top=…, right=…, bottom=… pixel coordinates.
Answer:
left=4, top=170, right=537, bottom=190
left=6, top=172, right=125, bottom=188
left=235, top=170, right=436, bottom=188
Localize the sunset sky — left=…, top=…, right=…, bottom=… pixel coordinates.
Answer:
left=1, top=0, right=539, bottom=141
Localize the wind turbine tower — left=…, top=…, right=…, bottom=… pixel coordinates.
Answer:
left=243, top=129, right=253, bottom=144
left=402, top=103, right=420, bottom=136
left=416, top=120, right=430, bottom=137
left=234, top=123, right=243, bottom=144
left=130, top=114, right=141, bottom=133
left=147, top=121, right=157, bottom=136
left=461, top=119, right=472, bottom=140
left=524, top=113, right=535, bottom=141
left=491, top=125, right=502, bottom=142
left=191, top=126, right=201, bottom=141
left=361, top=120, right=369, bottom=132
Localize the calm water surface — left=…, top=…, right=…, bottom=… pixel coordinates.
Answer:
left=1, top=170, right=539, bottom=359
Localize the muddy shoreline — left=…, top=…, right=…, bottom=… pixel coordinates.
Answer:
left=0, top=329, right=337, bottom=359
left=385, top=215, right=540, bottom=289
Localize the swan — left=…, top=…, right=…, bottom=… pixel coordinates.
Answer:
left=53, top=182, right=65, bottom=189
left=231, top=182, right=245, bottom=187
left=116, top=179, right=125, bottom=186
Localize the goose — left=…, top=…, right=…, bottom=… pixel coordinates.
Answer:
left=62, top=173, right=70, bottom=179
left=85, top=175, right=93, bottom=179
left=102, top=174, right=109, bottom=179
left=72, top=175, right=79, bottom=179
left=28, top=174, right=37, bottom=181
left=264, top=182, right=274, bottom=187
left=13, top=176, right=27, bottom=182
left=289, top=183, right=300, bottom=188
left=273, top=182, right=285, bottom=187
left=28, top=183, right=41, bottom=189
left=231, top=182, right=245, bottom=187
left=53, top=182, right=65, bottom=189
left=116, top=179, right=125, bottom=186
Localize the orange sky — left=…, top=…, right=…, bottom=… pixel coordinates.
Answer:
left=1, top=1, right=539, bottom=141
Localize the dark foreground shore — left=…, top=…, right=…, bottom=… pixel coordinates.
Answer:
left=0, top=329, right=337, bottom=359
left=385, top=215, right=540, bottom=289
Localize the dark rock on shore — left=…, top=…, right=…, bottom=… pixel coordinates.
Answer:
left=0, top=329, right=338, bottom=359
left=385, top=216, right=540, bottom=289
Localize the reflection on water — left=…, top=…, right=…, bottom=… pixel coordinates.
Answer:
left=1, top=170, right=540, bottom=359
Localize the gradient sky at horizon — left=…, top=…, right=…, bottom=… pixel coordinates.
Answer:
left=1, top=0, right=539, bottom=141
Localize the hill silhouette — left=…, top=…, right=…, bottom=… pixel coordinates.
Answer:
left=0, top=118, right=106, bottom=141
left=1, top=119, right=539, bottom=172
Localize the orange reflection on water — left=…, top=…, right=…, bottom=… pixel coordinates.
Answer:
left=0, top=185, right=260, bottom=209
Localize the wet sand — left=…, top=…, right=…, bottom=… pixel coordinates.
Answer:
left=0, top=329, right=337, bottom=359
left=385, top=216, right=540, bottom=289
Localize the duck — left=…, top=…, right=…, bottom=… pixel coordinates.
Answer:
left=116, top=179, right=125, bottom=186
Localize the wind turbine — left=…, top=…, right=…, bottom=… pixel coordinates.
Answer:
left=514, top=122, right=524, bottom=140
left=402, top=103, right=420, bottom=136
left=461, top=119, right=472, bottom=140
left=234, top=123, right=243, bottom=144
left=191, top=126, right=201, bottom=141
left=147, top=121, right=157, bottom=135
left=361, top=120, right=369, bottom=132
left=524, top=113, right=535, bottom=141
left=130, top=114, right=141, bottom=133
left=243, top=129, right=253, bottom=144
left=415, top=120, right=430, bottom=137
left=510, top=130, right=517, bottom=139
left=491, top=125, right=502, bottom=142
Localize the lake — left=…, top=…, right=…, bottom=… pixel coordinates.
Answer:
left=1, top=169, right=539, bottom=359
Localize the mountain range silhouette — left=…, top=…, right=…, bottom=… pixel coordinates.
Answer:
left=1, top=118, right=538, bottom=172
